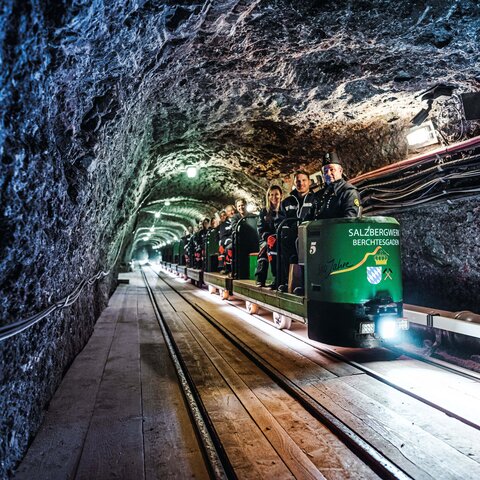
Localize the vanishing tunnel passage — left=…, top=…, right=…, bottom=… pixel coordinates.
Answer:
left=1, top=1, right=480, bottom=477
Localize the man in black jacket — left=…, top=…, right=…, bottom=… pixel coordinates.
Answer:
left=314, top=153, right=361, bottom=219
left=218, top=204, right=236, bottom=274
left=276, top=171, right=316, bottom=292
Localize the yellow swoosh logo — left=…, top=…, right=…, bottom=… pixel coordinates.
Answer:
left=330, top=246, right=383, bottom=275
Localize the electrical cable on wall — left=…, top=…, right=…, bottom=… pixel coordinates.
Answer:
left=356, top=143, right=480, bottom=214
left=0, top=225, right=129, bottom=342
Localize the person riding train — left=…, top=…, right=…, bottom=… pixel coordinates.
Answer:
left=276, top=156, right=361, bottom=294
left=314, top=152, right=361, bottom=219
left=255, top=185, right=283, bottom=288
left=193, top=218, right=210, bottom=269
left=218, top=204, right=236, bottom=274
left=276, top=171, right=316, bottom=293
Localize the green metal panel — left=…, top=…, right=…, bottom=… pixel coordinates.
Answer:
left=177, top=239, right=185, bottom=265
left=206, top=228, right=220, bottom=272
left=249, top=253, right=274, bottom=282
left=178, top=266, right=187, bottom=276
left=187, top=268, right=203, bottom=283
left=233, top=280, right=306, bottom=318
left=303, top=217, right=403, bottom=304
left=249, top=254, right=257, bottom=280
left=172, top=240, right=180, bottom=264
left=203, top=272, right=233, bottom=291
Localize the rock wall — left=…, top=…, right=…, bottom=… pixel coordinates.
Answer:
left=397, top=196, right=480, bottom=314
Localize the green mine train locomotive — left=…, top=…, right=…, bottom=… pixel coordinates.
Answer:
left=159, top=216, right=408, bottom=347
left=299, top=217, right=407, bottom=347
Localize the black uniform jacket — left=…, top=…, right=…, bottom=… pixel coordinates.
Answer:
left=219, top=218, right=233, bottom=247
left=314, top=178, right=361, bottom=219
left=194, top=227, right=208, bottom=250
left=277, top=190, right=316, bottom=227
left=257, top=207, right=278, bottom=242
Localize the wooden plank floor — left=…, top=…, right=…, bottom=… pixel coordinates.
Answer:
left=16, top=268, right=480, bottom=479
left=161, top=269, right=480, bottom=480
left=144, top=270, right=378, bottom=479
left=14, top=274, right=209, bottom=480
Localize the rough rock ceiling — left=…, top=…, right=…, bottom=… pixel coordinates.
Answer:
left=1, top=0, right=480, bottom=316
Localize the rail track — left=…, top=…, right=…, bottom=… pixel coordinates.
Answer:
left=145, top=265, right=480, bottom=479
left=209, top=274, right=480, bottom=432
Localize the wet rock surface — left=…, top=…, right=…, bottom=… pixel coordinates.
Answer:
left=398, top=196, right=480, bottom=314
left=1, top=0, right=480, bottom=475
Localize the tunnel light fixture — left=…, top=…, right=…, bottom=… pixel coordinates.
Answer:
left=154, top=211, right=161, bottom=218
left=406, top=120, right=438, bottom=148
left=186, top=165, right=198, bottom=178
left=165, top=200, right=171, bottom=206
left=150, top=226, right=155, bottom=232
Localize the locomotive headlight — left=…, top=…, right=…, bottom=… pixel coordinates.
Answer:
left=378, top=318, right=398, bottom=340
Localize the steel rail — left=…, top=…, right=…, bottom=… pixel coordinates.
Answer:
left=152, top=266, right=412, bottom=480
left=205, top=274, right=480, bottom=429
left=140, top=268, right=233, bottom=480
left=386, top=346, right=480, bottom=382
left=277, top=329, right=480, bottom=433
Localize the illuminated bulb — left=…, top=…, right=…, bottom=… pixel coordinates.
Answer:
left=406, top=120, right=438, bottom=148
left=165, top=200, right=171, bottom=206
left=154, top=212, right=161, bottom=218
left=150, top=227, right=154, bottom=232
left=378, top=319, right=398, bottom=340
left=186, top=165, right=197, bottom=178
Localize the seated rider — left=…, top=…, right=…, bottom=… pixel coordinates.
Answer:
left=194, top=218, right=210, bottom=269
left=276, top=171, right=316, bottom=293
left=218, top=204, right=236, bottom=274
left=255, top=185, right=283, bottom=288
left=231, top=198, right=247, bottom=230
left=183, top=225, right=194, bottom=267
left=314, top=152, right=361, bottom=219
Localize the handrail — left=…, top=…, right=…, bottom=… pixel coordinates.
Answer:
left=275, top=217, right=301, bottom=287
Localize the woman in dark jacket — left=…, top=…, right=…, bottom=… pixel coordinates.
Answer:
left=255, top=185, right=283, bottom=287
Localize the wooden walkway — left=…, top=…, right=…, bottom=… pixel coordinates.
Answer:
left=13, top=269, right=480, bottom=480
left=14, top=273, right=209, bottom=480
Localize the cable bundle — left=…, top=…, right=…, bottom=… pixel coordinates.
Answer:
left=354, top=143, right=480, bottom=214
left=0, top=270, right=110, bottom=342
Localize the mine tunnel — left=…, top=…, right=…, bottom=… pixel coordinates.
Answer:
left=1, top=1, right=480, bottom=478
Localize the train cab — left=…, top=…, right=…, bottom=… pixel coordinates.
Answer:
left=299, top=217, right=408, bottom=347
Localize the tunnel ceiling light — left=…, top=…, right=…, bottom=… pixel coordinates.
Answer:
left=150, top=226, right=155, bottom=232
left=165, top=200, right=171, bottom=206
left=186, top=165, right=198, bottom=178
left=406, top=120, right=439, bottom=148
left=154, top=212, right=161, bottom=218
